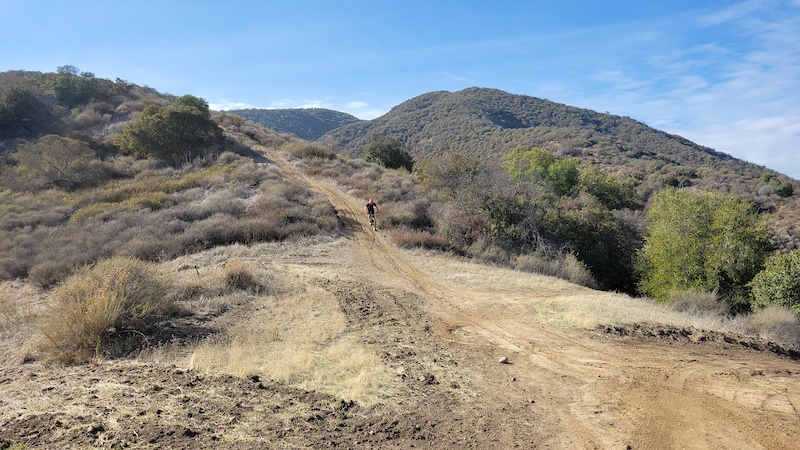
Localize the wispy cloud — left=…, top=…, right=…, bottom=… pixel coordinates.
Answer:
left=208, top=99, right=256, bottom=111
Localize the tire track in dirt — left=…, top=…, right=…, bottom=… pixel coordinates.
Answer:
left=264, top=146, right=800, bottom=449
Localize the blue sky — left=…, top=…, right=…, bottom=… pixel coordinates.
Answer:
left=2, top=1, right=799, bottom=179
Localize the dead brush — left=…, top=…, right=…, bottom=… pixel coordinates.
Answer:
left=36, top=257, right=175, bottom=364
left=222, top=258, right=262, bottom=293
left=747, top=305, right=800, bottom=345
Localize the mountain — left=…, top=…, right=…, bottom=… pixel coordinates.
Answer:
left=319, top=87, right=799, bottom=250
left=320, top=88, right=755, bottom=184
left=231, top=107, right=362, bottom=141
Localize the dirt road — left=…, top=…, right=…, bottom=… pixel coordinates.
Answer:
left=2, top=147, right=799, bottom=449
left=280, top=149, right=800, bottom=449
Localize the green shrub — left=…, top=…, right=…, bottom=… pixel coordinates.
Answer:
left=37, top=257, right=174, bottom=364
left=286, top=142, right=337, bottom=160
left=750, top=249, right=800, bottom=313
left=114, top=95, right=224, bottom=165
left=775, top=182, right=794, bottom=198
left=361, top=136, right=414, bottom=171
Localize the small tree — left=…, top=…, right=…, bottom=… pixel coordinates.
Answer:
left=750, top=250, right=800, bottom=313
left=417, top=151, right=483, bottom=198
left=636, top=188, right=772, bottom=309
left=503, top=146, right=579, bottom=196
left=115, top=95, right=224, bottom=165
left=361, top=136, right=414, bottom=171
left=0, top=86, right=58, bottom=139
left=12, top=135, right=96, bottom=189
left=578, top=164, right=639, bottom=209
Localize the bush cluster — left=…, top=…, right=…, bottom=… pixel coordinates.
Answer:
left=0, top=153, right=341, bottom=286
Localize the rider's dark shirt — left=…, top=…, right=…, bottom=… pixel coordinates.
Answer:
left=366, top=202, right=377, bottom=214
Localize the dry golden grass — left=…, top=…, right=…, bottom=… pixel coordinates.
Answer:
left=400, top=247, right=766, bottom=335
left=0, top=281, right=49, bottom=365
left=144, top=242, right=394, bottom=405
left=184, top=281, right=392, bottom=404
left=36, top=257, right=174, bottom=364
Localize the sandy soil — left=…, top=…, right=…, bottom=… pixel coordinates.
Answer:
left=2, top=147, right=799, bottom=449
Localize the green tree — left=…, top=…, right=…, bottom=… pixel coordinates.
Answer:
left=578, top=164, right=639, bottom=209
left=361, top=136, right=414, bottom=171
left=12, top=135, right=96, bottom=189
left=749, top=250, right=800, bottom=313
left=503, top=146, right=578, bottom=196
left=544, top=192, right=642, bottom=292
left=636, top=188, right=772, bottom=309
left=115, top=95, right=223, bottom=165
left=0, top=85, right=58, bottom=139
left=39, top=65, right=104, bottom=109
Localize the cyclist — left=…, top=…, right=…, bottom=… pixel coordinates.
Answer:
left=365, top=198, right=379, bottom=229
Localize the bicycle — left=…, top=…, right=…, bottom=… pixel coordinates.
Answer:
left=368, top=212, right=377, bottom=231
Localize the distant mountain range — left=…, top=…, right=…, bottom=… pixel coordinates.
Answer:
left=231, top=108, right=362, bottom=141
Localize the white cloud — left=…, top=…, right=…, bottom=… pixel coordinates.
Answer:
left=208, top=99, right=256, bottom=110
left=345, top=101, right=368, bottom=109
left=696, top=0, right=766, bottom=26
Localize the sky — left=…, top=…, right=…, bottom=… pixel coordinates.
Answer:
left=1, top=1, right=799, bottom=179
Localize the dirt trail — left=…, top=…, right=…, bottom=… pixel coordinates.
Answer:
left=274, top=148, right=800, bottom=449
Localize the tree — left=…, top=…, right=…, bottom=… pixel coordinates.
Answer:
left=503, top=146, right=579, bottom=196
left=417, top=151, right=483, bottom=198
left=749, top=250, right=800, bottom=313
left=37, top=65, right=104, bottom=109
left=0, top=85, right=58, bottom=139
left=12, top=135, right=96, bottom=189
left=636, top=188, right=772, bottom=309
left=115, top=95, right=224, bottom=165
left=578, top=164, right=639, bottom=209
left=361, top=136, right=414, bottom=171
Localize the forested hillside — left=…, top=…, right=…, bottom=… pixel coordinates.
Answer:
left=318, top=87, right=799, bottom=251
left=232, top=107, right=362, bottom=141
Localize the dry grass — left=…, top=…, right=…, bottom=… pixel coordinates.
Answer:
left=184, top=282, right=392, bottom=404
left=36, top=257, right=175, bottom=364
left=145, top=242, right=394, bottom=405
left=400, top=247, right=790, bottom=339
left=221, top=258, right=262, bottom=292
left=0, top=281, right=49, bottom=365
left=513, top=252, right=597, bottom=288
left=746, top=305, right=800, bottom=344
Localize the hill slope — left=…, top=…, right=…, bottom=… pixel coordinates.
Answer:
left=232, top=107, right=362, bottom=141
left=3, top=140, right=799, bottom=449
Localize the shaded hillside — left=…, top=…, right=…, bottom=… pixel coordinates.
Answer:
left=319, top=87, right=799, bottom=250
left=232, top=107, right=362, bottom=141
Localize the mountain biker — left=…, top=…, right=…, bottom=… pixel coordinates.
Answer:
left=365, top=198, right=378, bottom=228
